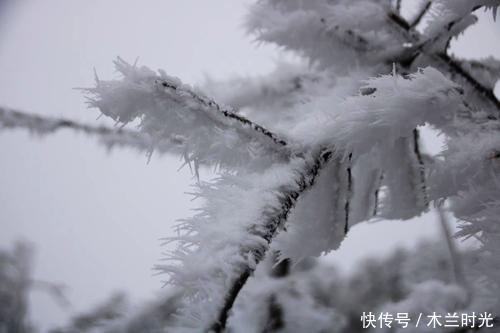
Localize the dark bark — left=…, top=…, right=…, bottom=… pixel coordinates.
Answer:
left=437, top=53, right=500, bottom=111
left=410, top=1, right=432, bottom=28
left=344, top=153, right=353, bottom=235
left=262, top=295, right=285, bottom=333
left=261, top=258, right=290, bottom=333
left=158, top=80, right=290, bottom=150
left=412, top=129, right=429, bottom=207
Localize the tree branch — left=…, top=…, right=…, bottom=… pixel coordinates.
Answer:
left=436, top=207, right=468, bottom=291
left=394, top=0, right=402, bottom=15
left=344, top=153, right=352, bottom=235
left=386, top=11, right=500, bottom=112
left=436, top=53, right=500, bottom=110
left=209, top=150, right=332, bottom=332
left=413, top=129, right=429, bottom=207
left=86, top=58, right=295, bottom=169
left=156, top=79, right=290, bottom=149
left=373, top=173, right=384, bottom=216
left=0, top=106, right=185, bottom=154
left=410, top=0, right=432, bottom=28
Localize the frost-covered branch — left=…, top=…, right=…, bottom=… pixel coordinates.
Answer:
left=386, top=6, right=500, bottom=112
left=3, top=1, right=500, bottom=331
left=412, top=128, right=429, bottom=206
left=159, top=66, right=472, bottom=331
left=410, top=0, right=432, bottom=28
left=203, top=63, right=330, bottom=119
left=262, top=67, right=462, bottom=262
left=86, top=58, right=294, bottom=170
left=246, top=0, right=407, bottom=71
left=157, top=149, right=332, bottom=331
left=0, top=107, right=186, bottom=156
left=454, top=57, right=500, bottom=91
left=156, top=78, right=288, bottom=149
left=231, top=241, right=475, bottom=332
left=437, top=53, right=500, bottom=111
left=437, top=207, right=468, bottom=291
left=344, top=153, right=353, bottom=234
left=210, top=150, right=332, bottom=332
left=421, top=0, right=499, bottom=44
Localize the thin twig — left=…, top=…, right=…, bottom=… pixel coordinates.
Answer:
left=0, top=107, right=184, bottom=149
left=411, top=0, right=432, bottom=28
left=344, top=153, right=353, bottom=234
left=413, top=129, right=429, bottom=207
left=373, top=173, right=384, bottom=216
left=262, top=257, right=290, bottom=332
left=262, top=295, right=284, bottom=333
left=436, top=206, right=469, bottom=292
left=158, top=80, right=290, bottom=149
left=395, top=0, right=402, bottom=14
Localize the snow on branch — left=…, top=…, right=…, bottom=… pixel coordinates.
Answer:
left=250, top=67, right=462, bottom=262
left=157, top=149, right=332, bottom=331
left=378, top=133, right=429, bottom=220
left=428, top=126, right=500, bottom=300
left=156, top=66, right=472, bottom=330
left=251, top=1, right=499, bottom=114
left=233, top=241, right=473, bottom=332
left=386, top=4, right=500, bottom=113
left=85, top=58, right=294, bottom=171
left=246, top=0, right=406, bottom=70
left=203, top=63, right=329, bottom=115
left=293, top=67, right=464, bottom=154
left=454, top=57, right=500, bottom=91
left=0, top=106, right=185, bottom=156
left=436, top=53, right=500, bottom=112
left=422, top=0, right=500, bottom=43
left=203, top=63, right=372, bottom=138
left=273, top=155, right=350, bottom=260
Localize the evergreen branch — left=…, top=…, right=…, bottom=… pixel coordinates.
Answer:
left=209, top=150, right=332, bottom=332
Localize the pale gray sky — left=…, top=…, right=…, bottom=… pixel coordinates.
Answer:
left=0, top=1, right=498, bottom=331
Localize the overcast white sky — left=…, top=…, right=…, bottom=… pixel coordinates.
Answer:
left=0, top=1, right=498, bottom=331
